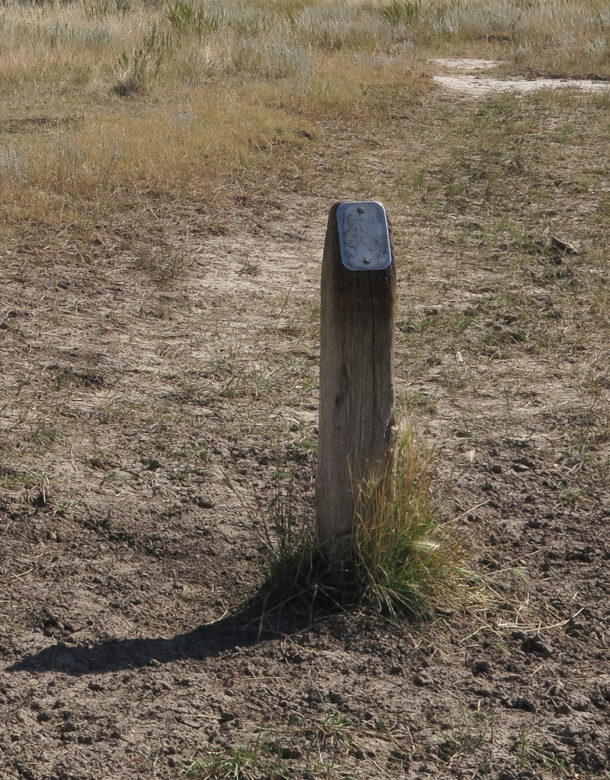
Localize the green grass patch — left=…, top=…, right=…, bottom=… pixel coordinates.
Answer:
left=182, top=708, right=409, bottom=779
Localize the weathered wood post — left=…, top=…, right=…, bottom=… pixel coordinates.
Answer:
left=316, top=201, right=396, bottom=561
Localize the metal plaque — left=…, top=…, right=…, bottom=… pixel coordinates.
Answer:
left=336, top=201, right=392, bottom=271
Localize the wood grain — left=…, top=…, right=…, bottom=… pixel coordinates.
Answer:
left=316, top=203, right=396, bottom=560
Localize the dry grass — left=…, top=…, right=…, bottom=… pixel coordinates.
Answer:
left=0, top=0, right=607, bottom=238
left=353, top=424, right=470, bottom=618
left=254, top=423, right=472, bottom=622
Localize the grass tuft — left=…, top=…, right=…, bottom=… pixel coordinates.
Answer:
left=353, top=424, right=467, bottom=619
left=112, top=22, right=171, bottom=95
left=256, top=474, right=342, bottom=618
left=257, top=424, right=468, bottom=622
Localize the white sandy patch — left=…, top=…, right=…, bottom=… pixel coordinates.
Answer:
left=431, top=57, right=609, bottom=96
left=435, top=74, right=609, bottom=96
left=432, top=57, right=503, bottom=72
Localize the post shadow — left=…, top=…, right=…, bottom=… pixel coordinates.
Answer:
left=7, top=604, right=307, bottom=677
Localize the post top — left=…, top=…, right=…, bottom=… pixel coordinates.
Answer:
left=336, top=201, right=392, bottom=271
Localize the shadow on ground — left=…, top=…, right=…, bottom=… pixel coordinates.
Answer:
left=7, top=606, right=306, bottom=676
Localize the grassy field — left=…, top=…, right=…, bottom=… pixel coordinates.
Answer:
left=1, top=1, right=609, bottom=778
left=0, top=0, right=608, bottom=234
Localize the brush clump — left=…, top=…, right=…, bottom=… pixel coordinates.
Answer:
left=353, top=424, right=466, bottom=619
left=259, top=424, right=468, bottom=621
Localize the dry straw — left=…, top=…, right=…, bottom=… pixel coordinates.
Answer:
left=259, top=423, right=470, bottom=621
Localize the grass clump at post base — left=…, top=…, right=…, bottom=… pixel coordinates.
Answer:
left=259, top=425, right=468, bottom=621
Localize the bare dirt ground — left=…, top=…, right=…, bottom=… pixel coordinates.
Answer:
left=1, top=61, right=609, bottom=779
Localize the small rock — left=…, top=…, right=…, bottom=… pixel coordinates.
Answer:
left=546, top=231, right=579, bottom=256
left=510, top=697, right=536, bottom=712
left=521, top=634, right=553, bottom=657
left=553, top=718, right=590, bottom=744
left=471, top=660, right=491, bottom=676
left=218, top=710, right=236, bottom=723
left=565, top=547, right=593, bottom=562
left=306, top=687, right=324, bottom=704
left=278, top=746, right=301, bottom=760
left=567, top=692, right=589, bottom=712
left=413, top=671, right=433, bottom=687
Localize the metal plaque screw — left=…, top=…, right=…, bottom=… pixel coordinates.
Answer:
left=336, top=200, right=391, bottom=272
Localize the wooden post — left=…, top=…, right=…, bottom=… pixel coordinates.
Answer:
left=316, top=202, right=396, bottom=561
